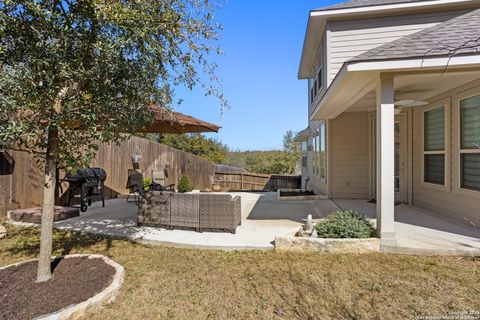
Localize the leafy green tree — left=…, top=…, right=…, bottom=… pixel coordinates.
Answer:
left=224, top=131, right=300, bottom=175
left=156, top=133, right=228, bottom=163
left=0, top=0, right=224, bottom=282
left=283, top=130, right=300, bottom=154
left=282, top=130, right=301, bottom=174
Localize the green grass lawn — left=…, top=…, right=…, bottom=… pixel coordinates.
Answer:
left=1, top=223, right=479, bottom=320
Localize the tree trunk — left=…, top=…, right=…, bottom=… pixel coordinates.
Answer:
left=36, top=127, right=59, bottom=283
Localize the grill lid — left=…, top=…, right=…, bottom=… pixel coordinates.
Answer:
left=91, top=168, right=107, bottom=182
left=65, top=168, right=106, bottom=182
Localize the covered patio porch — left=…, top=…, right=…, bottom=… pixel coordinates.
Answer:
left=311, top=49, right=480, bottom=247
left=334, top=199, right=480, bottom=255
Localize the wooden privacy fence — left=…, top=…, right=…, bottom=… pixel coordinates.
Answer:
left=0, top=136, right=215, bottom=215
left=214, top=172, right=301, bottom=192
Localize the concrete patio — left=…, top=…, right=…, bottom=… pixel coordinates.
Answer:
left=48, top=192, right=480, bottom=254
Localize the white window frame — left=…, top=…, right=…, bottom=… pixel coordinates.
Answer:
left=301, top=141, right=308, bottom=169
left=453, top=88, right=480, bottom=197
left=310, top=39, right=325, bottom=108
left=319, top=121, right=327, bottom=182
left=420, top=98, right=450, bottom=191
left=312, top=133, right=320, bottom=176
left=311, top=64, right=324, bottom=105
left=317, top=68, right=323, bottom=93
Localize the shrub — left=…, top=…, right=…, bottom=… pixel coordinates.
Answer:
left=177, top=175, right=193, bottom=193
left=315, top=210, right=374, bottom=238
left=143, top=177, right=153, bottom=191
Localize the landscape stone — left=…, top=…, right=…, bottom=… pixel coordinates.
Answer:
left=0, top=224, right=6, bottom=239
left=7, top=206, right=80, bottom=224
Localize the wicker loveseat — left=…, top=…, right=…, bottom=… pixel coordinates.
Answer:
left=137, top=192, right=241, bottom=234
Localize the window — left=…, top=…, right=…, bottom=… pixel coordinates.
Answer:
left=301, top=141, right=308, bottom=168
left=319, top=122, right=326, bottom=180
left=423, top=106, right=446, bottom=185
left=312, top=123, right=327, bottom=179
left=309, top=66, right=323, bottom=104
left=312, top=134, right=319, bottom=175
left=317, top=68, right=323, bottom=92
left=459, top=94, right=480, bottom=191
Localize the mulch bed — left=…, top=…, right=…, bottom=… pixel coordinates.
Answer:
left=0, top=256, right=115, bottom=320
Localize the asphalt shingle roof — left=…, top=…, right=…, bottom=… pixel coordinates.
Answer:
left=315, top=0, right=438, bottom=11
left=349, top=8, right=480, bottom=62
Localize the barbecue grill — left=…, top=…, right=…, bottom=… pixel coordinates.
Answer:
left=61, top=167, right=107, bottom=212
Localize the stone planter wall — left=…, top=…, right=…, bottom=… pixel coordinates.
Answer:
left=275, top=230, right=380, bottom=253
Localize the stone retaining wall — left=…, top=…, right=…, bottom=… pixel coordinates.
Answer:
left=275, top=230, right=380, bottom=253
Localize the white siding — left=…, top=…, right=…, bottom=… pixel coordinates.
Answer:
left=326, top=10, right=469, bottom=84
left=330, top=112, right=370, bottom=199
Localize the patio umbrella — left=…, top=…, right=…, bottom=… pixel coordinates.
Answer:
left=140, top=105, right=221, bottom=134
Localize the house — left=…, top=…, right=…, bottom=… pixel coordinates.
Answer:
left=297, top=0, right=480, bottom=244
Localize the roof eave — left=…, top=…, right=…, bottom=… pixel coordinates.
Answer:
left=298, top=0, right=476, bottom=79
left=347, top=53, right=480, bottom=72
left=310, top=0, right=473, bottom=15
left=310, top=53, right=480, bottom=120
left=298, top=13, right=325, bottom=79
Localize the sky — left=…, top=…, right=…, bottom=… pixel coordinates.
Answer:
left=174, top=1, right=341, bottom=151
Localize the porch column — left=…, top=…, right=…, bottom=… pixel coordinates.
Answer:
left=376, top=75, right=396, bottom=245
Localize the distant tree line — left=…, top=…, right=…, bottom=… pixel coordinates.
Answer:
left=144, top=133, right=229, bottom=164
left=142, top=130, right=300, bottom=175
left=224, top=131, right=300, bottom=175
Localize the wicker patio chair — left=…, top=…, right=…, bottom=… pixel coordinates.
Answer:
left=170, top=193, right=200, bottom=231
left=151, top=170, right=176, bottom=192
left=199, top=194, right=241, bottom=234
left=137, top=191, right=172, bottom=228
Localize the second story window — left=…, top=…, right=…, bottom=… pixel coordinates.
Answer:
left=310, top=66, right=323, bottom=105
left=317, top=68, right=323, bottom=92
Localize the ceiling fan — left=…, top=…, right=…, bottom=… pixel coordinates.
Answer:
left=395, top=99, right=428, bottom=107
left=394, top=89, right=429, bottom=113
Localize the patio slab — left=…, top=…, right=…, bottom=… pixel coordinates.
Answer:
left=53, top=193, right=338, bottom=250
left=44, top=193, right=480, bottom=254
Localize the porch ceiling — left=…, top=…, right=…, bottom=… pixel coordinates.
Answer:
left=335, top=70, right=480, bottom=115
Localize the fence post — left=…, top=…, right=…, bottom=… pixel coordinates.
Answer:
left=241, top=173, right=244, bottom=190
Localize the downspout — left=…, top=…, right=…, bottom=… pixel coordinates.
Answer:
left=305, top=176, right=311, bottom=191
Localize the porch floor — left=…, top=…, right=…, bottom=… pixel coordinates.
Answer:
left=334, top=199, right=480, bottom=256
left=39, top=193, right=480, bottom=254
